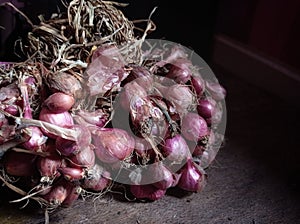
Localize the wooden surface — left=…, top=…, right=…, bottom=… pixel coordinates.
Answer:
left=1, top=68, right=300, bottom=224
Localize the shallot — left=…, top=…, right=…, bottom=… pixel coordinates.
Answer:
left=92, top=127, right=135, bottom=164
left=177, top=158, right=206, bottom=192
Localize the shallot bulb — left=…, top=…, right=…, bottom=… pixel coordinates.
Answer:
left=44, top=92, right=75, bottom=113
left=177, top=158, right=206, bottom=192
left=181, top=112, right=209, bottom=142
left=134, top=137, right=156, bottom=163
left=205, top=102, right=223, bottom=126
left=197, top=98, right=217, bottom=120
left=162, top=134, right=190, bottom=164
left=166, top=58, right=192, bottom=84
left=155, top=83, right=195, bottom=116
left=39, top=107, right=74, bottom=127
left=130, top=184, right=166, bottom=201
left=3, top=105, right=19, bottom=116
left=58, top=167, right=85, bottom=182
left=149, top=162, right=176, bottom=189
left=22, top=127, right=48, bottom=151
left=3, top=151, right=36, bottom=177
left=56, top=125, right=91, bottom=156
left=69, top=145, right=95, bottom=168
left=62, top=184, right=82, bottom=207
left=191, top=75, right=205, bottom=96
left=39, top=107, right=74, bottom=139
left=37, top=154, right=64, bottom=183
left=82, top=164, right=111, bottom=191
left=43, top=180, right=69, bottom=207
left=19, top=80, right=47, bottom=151
left=92, top=128, right=135, bottom=163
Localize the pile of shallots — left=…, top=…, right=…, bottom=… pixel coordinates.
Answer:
left=0, top=0, right=226, bottom=215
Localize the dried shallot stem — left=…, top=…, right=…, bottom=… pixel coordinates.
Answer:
left=0, top=135, right=28, bottom=158
left=9, top=185, right=52, bottom=203
left=16, top=117, right=78, bottom=141
left=0, top=175, right=49, bottom=206
left=0, top=109, right=77, bottom=141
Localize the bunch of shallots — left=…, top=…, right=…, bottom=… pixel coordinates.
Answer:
left=0, top=0, right=226, bottom=216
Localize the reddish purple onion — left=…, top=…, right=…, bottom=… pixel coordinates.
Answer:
left=56, top=125, right=91, bottom=156
left=181, top=112, right=209, bottom=142
left=22, top=127, right=48, bottom=151
left=155, top=83, right=195, bottom=115
left=39, top=107, right=74, bottom=138
left=92, top=128, right=135, bottom=163
left=39, top=107, right=74, bottom=127
left=43, top=181, right=69, bottom=206
left=205, top=102, right=223, bottom=126
left=62, top=184, right=82, bottom=207
left=162, top=134, right=190, bottom=163
left=177, top=158, right=206, bottom=192
left=19, top=80, right=47, bottom=151
left=3, top=151, right=36, bottom=177
left=149, top=163, right=176, bottom=190
left=134, top=137, right=156, bottom=159
left=37, top=154, right=64, bottom=181
left=86, top=45, right=128, bottom=96
left=130, top=184, right=166, bottom=201
left=4, top=105, right=19, bottom=116
left=166, top=58, right=192, bottom=84
left=44, top=92, right=75, bottom=113
left=59, top=167, right=85, bottom=182
left=82, top=164, right=111, bottom=191
left=197, top=98, right=216, bottom=119
left=191, top=75, right=205, bottom=96
left=69, top=145, right=95, bottom=168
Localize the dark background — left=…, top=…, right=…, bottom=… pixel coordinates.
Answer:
left=1, top=1, right=300, bottom=223
left=0, top=0, right=219, bottom=63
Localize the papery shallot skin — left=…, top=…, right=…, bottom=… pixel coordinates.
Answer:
left=46, top=72, right=82, bottom=98
left=85, top=45, right=128, bottom=96
left=77, top=109, right=109, bottom=127
left=56, top=125, right=91, bottom=156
